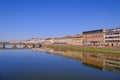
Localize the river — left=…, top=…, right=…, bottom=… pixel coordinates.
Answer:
left=0, top=48, right=120, bottom=80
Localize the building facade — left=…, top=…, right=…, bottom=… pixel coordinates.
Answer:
left=105, top=27, right=120, bottom=47
left=43, top=38, right=54, bottom=45
left=83, top=29, right=105, bottom=46
left=53, top=36, right=74, bottom=45
left=73, top=34, right=83, bottom=45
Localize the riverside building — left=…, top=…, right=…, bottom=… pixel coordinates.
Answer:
left=53, top=35, right=74, bottom=45
left=73, top=34, right=83, bottom=46
left=83, top=29, right=105, bottom=46
left=105, top=27, right=120, bottom=47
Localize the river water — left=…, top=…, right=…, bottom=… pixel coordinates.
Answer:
left=0, top=48, right=120, bottom=80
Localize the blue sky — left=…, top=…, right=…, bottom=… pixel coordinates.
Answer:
left=0, top=0, right=120, bottom=41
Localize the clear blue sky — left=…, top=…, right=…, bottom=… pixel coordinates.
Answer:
left=0, top=0, right=120, bottom=41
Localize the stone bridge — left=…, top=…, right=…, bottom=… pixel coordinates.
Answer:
left=0, top=42, right=42, bottom=49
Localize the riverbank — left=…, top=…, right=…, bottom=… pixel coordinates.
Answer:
left=43, top=45, right=120, bottom=54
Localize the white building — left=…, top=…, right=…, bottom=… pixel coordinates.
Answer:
left=22, top=38, right=46, bottom=44
left=53, top=35, right=74, bottom=45
left=105, top=27, right=120, bottom=47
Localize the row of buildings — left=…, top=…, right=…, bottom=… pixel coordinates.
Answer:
left=83, top=27, right=120, bottom=47
left=52, top=27, right=120, bottom=47
left=25, top=27, right=120, bottom=47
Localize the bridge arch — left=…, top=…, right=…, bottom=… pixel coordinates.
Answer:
left=0, top=42, right=42, bottom=49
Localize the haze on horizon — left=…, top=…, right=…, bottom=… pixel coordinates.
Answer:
left=0, top=0, right=120, bottom=42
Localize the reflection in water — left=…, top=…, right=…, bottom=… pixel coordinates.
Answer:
left=32, top=48, right=120, bottom=74
left=104, top=54, right=120, bottom=73
left=82, top=53, right=104, bottom=70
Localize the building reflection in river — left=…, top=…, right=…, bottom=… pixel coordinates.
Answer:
left=82, top=53, right=104, bottom=70
left=32, top=48, right=120, bottom=74
left=104, top=54, right=120, bottom=73
left=32, top=48, right=83, bottom=60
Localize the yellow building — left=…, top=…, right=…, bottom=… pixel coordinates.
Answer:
left=73, top=34, right=83, bottom=45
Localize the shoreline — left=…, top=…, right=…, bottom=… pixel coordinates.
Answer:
left=43, top=45, right=120, bottom=54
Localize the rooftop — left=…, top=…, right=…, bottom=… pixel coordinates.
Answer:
left=83, top=29, right=104, bottom=34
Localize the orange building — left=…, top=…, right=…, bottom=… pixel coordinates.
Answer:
left=83, top=29, right=105, bottom=46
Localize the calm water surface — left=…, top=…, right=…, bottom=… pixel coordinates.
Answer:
left=0, top=48, right=120, bottom=80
